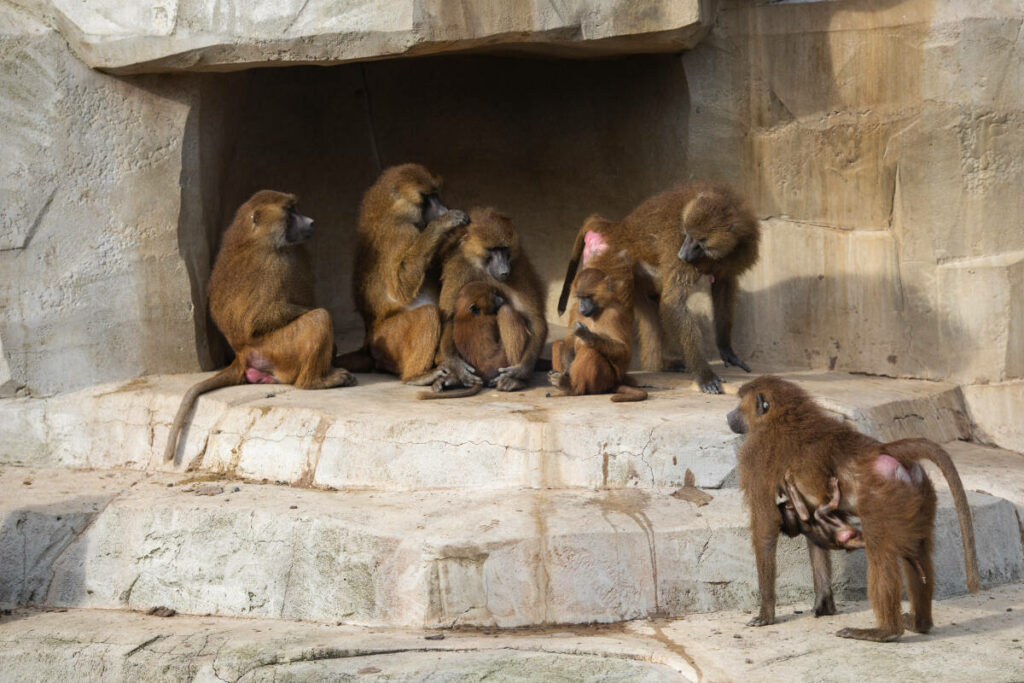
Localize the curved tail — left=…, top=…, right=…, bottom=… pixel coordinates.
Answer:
left=888, top=438, right=980, bottom=593
left=611, top=384, right=648, bottom=402
left=557, top=225, right=589, bottom=316
left=417, top=383, right=484, bottom=400
left=163, top=360, right=246, bottom=462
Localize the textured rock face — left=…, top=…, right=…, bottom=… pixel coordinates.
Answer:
left=0, top=0, right=1021, bottom=452
left=12, top=0, right=707, bottom=73
left=686, top=0, right=1024, bottom=396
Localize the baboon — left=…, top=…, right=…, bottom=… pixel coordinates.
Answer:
left=344, top=164, right=468, bottom=381
left=412, top=281, right=527, bottom=399
left=549, top=249, right=646, bottom=402
left=779, top=473, right=865, bottom=551
left=163, top=191, right=355, bottom=462
left=558, top=183, right=760, bottom=394
left=728, top=376, right=980, bottom=642
left=430, top=207, right=546, bottom=392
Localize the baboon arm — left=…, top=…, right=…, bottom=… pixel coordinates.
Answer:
left=658, top=267, right=708, bottom=373
left=392, top=221, right=450, bottom=303
left=580, top=332, right=630, bottom=367
left=711, top=276, right=737, bottom=350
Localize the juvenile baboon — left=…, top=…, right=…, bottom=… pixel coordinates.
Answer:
left=431, top=207, right=546, bottom=392
left=549, top=250, right=646, bottom=402
left=344, top=164, right=468, bottom=381
left=163, top=191, right=355, bottom=462
left=728, top=376, right=980, bottom=642
left=558, top=183, right=760, bottom=394
left=411, top=281, right=527, bottom=399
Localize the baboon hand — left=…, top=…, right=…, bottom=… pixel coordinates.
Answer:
left=432, top=209, right=470, bottom=233
left=719, top=346, right=751, bottom=372
left=495, top=363, right=530, bottom=392
left=572, top=321, right=595, bottom=343
left=440, top=356, right=482, bottom=389
left=697, top=370, right=724, bottom=395
left=547, top=370, right=565, bottom=388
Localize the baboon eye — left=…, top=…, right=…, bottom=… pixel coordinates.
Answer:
left=469, top=304, right=480, bottom=316
left=755, top=393, right=769, bottom=416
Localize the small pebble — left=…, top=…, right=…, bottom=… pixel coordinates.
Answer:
left=794, top=610, right=803, bottom=615
left=233, top=486, right=241, bottom=492
left=425, top=633, right=445, bottom=641
left=1007, top=608, right=1013, bottom=612
left=289, top=505, right=298, bottom=509
left=745, top=659, right=753, bottom=665
left=733, top=634, right=741, bottom=639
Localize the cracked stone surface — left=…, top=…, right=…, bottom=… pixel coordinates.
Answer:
left=0, top=368, right=970, bottom=491
left=2, top=585, right=1023, bottom=682
left=1, top=465, right=1019, bottom=628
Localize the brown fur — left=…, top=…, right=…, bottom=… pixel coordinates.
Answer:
left=413, top=281, right=528, bottom=399
left=558, top=183, right=760, bottom=394
left=729, top=376, right=980, bottom=642
left=164, top=191, right=355, bottom=462
left=432, top=207, right=546, bottom=392
left=342, top=164, right=468, bottom=381
left=549, top=253, right=646, bottom=402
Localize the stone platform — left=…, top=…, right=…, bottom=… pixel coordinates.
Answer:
left=2, top=584, right=1022, bottom=682
left=0, top=367, right=971, bottom=491
left=1, top=465, right=1018, bottom=629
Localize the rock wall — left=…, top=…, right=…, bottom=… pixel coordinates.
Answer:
left=0, top=0, right=1021, bottom=450
left=680, top=0, right=1023, bottom=449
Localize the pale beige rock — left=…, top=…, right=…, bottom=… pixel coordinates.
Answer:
left=963, top=380, right=1024, bottom=454
left=10, top=0, right=707, bottom=73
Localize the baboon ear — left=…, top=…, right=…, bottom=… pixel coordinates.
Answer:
left=250, top=208, right=262, bottom=227
left=755, top=393, right=769, bottom=416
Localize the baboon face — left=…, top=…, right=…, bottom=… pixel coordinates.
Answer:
left=574, top=268, right=613, bottom=318
left=728, top=376, right=808, bottom=434
left=465, top=208, right=519, bottom=282
left=678, top=193, right=743, bottom=264
left=456, top=282, right=505, bottom=318
left=248, top=191, right=314, bottom=247
left=387, top=164, right=447, bottom=230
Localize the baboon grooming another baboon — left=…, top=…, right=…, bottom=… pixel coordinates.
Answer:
left=728, top=376, right=980, bottom=642
left=558, top=183, right=760, bottom=394
left=345, top=164, right=469, bottom=381
left=164, top=191, right=355, bottom=462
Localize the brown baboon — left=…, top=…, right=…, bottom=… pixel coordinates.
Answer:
left=728, top=376, right=980, bottom=642
left=549, top=250, right=646, bottom=402
left=164, top=191, right=355, bottom=462
left=430, top=207, right=546, bottom=392
left=412, top=281, right=528, bottom=399
left=558, top=183, right=760, bottom=394
left=343, top=164, right=468, bottom=381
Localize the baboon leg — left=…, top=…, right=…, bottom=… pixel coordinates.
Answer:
left=254, top=308, right=355, bottom=389
left=658, top=264, right=719, bottom=393
left=551, top=339, right=568, bottom=373
left=497, top=305, right=530, bottom=365
left=837, top=544, right=903, bottom=642
left=370, top=305, right=442, bottom=381
left=749, top=512, right=780, bottom=626
left=903, top=545, right=934, bottom=634
left=633, top=281, right=663, bottom=371
left=809, top=543, right=836, bottom=617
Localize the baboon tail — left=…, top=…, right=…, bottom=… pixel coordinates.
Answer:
left=163, top=360, right=245, bottom=462
left=611, top=384, right=648, bottom=402
left=889, top=438, right=980, bottom=593
left=557, top=225, right=589, bottom=316
left=417, top=384, right=484, bottom=400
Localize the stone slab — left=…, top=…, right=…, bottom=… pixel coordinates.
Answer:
left=0, top=369, right=970, bottom=492
left=2, top=585, right=1024, bottom=682
left=19, top=0, right=708, bottom=73
left=1, top=466, right=1019, bottom=629
left=932, top=440, right=1024, bottom=517
left=963, top=380, right=1024, bottom=455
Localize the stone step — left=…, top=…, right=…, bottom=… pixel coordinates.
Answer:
left=1, top=466, right=1018, bottom=629
left=3, top=585, right=1023, bottom=682
left=0, top=368, right=970, bottom=491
